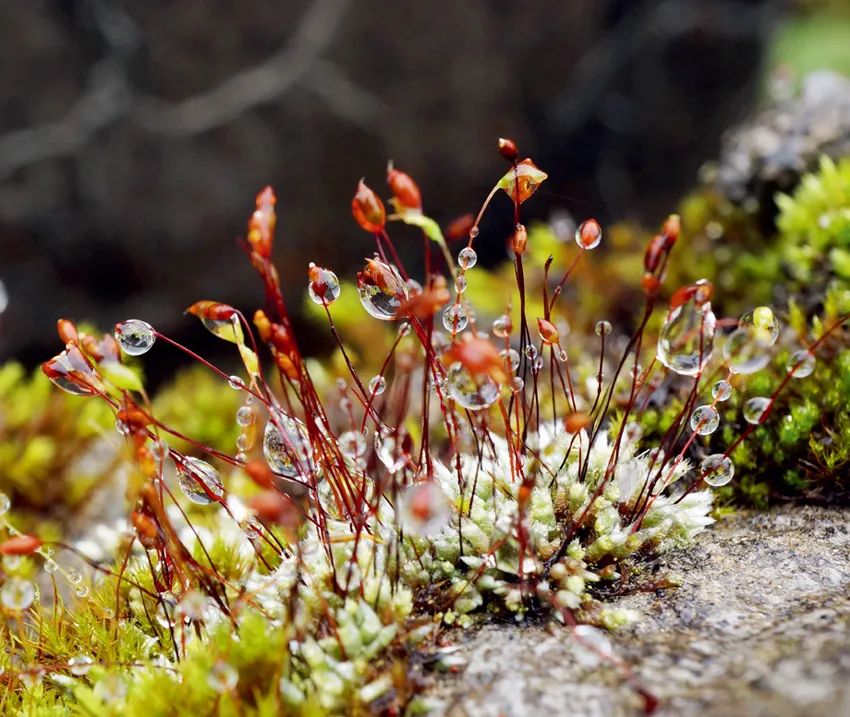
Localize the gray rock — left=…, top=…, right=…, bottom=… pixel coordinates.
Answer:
left=428, top=506, right=850, bottom=717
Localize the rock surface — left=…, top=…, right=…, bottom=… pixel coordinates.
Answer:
left=428, top=506, right=850, bottom=717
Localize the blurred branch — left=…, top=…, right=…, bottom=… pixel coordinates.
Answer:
left=0, top=0, right=356, bottom=181
left=134, top=0, right=353, bottom=137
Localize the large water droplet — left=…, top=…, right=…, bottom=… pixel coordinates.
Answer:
left=115, top=320, right=156, bottom=356
left=356, top=259, right=408, bottom=320
left=594, top=320, right=612, bottom=337
left=743, top=396, right=771, bottom=425
left=397, top=481, right=451, bottom=537
left=1, top=578, right=35, bottom=611
left=446, top=363, right=499, bottom=411
left=492, top=314, right=511, bottom=338
left=374, top=427, right=408, bottom=473
left=177, top=457, right=224, bottom=504
left=690, top=405, right=720, bottom=435
left=712, top=379, right=732, bottom=401
left=787, top=350, right=815, bottom=378
left=458, top=247, right=478, bottom=269
left=338, top=430, right=366, bottom=461
left=699, top=454, right=734, bottom=487
left=657, top=301, right=716, bottom=376
left=500, top=348, right=520, bottom=373
left=723, top=327, right=770, bottom=375
left=263, top=411, right=316, bottom=479
left=443, top=304, right=469, bottom=332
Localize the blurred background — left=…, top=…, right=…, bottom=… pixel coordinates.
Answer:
left=2, top=0, right=849, bottom=383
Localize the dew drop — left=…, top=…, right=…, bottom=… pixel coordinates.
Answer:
left=446, top=363, right=500, bottom=411
left=369, top=375, right=387, bottom=395
left=356, top=259, right=408, bottom=320
left=236, top=434, right=251, bottom=451
left=657, top=301, right=716, bottom=376
left=743, top=396, right=771, bottom=425
left=699, top=454, right=735, bottom=487
left=690, top=405, right=719, bottom=435
left=338, top=430, right=367, bottom=460
left=76, top=585, right=89, bottom=598
left=236, top=406, right=254, bottom=427
left=511, top=376, right=524, bottom=392
left=1, top=578, right=35, bottom=611
left=594, top=320, right=612, bottom=337
left=492, top=314, right=512, bottom=338
left=114, top=320, right=156, bottom=356
left=442, top=304, right=469, bottom=332
left=43, top=559, right=58, bottom=574
left=787, top=350, right=815, bottom=378
left=208, top=660, right=238, bottom=693
left=397, top=481, right=451, bottom=537
left=177, top=457, right=224, bottom=505
left=723, top=327, right=771, bottom=375
left=739, top=306, right=780, bottom=346
left=263, top=411, right=316, bottom=479
left=525, top=345, right=539, bottom=361
left=67, top=571, right=82, bottom=585
left=500, top=348, right=520, bottom=373
left=68, top=654, right=94, bottom=677
left=228, top=375, right=245, bottom=390
left=557, top=348, right=568, bottom=363
left=0, top=491, right=10, bottom=515
left=374, top=427, right=407, bottom=473
left=575, top=219, right=602, bottom=250
left=458, top=247, right=478, bottom=270
left=307, top=264, right=341, bottom=306
left=469, top=226, right=480, bottom=240
left=454, top=274, right=468, bottom=294
left=712, top=380, right=732, bottom=401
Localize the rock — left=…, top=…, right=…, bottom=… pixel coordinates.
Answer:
left=710, top=71, right=850, bottom=226
left=427, top=506, right=850, bottom=716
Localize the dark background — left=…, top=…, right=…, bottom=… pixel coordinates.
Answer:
left=0, top=0, right=783, bottom=378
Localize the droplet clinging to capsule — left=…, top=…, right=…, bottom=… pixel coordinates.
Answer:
left=307, top=263, right=341, bottom=306
left=657, top=294, right=717, bottom=376
left=356, top=258, right=408, bottom=320
left=575, top=219, right=602, bottom=250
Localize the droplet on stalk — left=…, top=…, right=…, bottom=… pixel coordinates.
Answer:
left=307, top=263, right=341, bottom=306
left=699, top=454, right=734, bottom=487
left=458, top=247, right=478, bottom=269
left=786, top=350, right=815, bottom=378
left=446, top=363, right=499, bottom=411
left=690, top=405, right=719, bottom=435
left=177, top=457, right=224, bottom=505
left=743, top=396, right=771, bottom=425
left=114, top=319, right=156, bottom=356
left=263, top=410, right=316, bottom=480
left=657, top=285, right=716, bottom=376
left=712, top=380, right=732, bottom=401
left=442, top=304, right=469, bottom=332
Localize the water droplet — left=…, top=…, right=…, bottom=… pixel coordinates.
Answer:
left=657, top=301, right=717, bottom=376
left=67, top=571, right=82, bottom=585
left=338, top=430, right=366, bottom=460
left=3, top=555, right=20, bottom=570
left=573, top=625, right=614, bottom=667
left=500, top=348, right=520, bottom=373
left=712, top=380, right=732, bottom=401
left=357, top=259, right=408, bottom=320
left=263, top=411, right=316, bottom=479
left=227, top=375, right=244, bottom=390
left=374, top=427, right=407, bottom=473
left=43, top=559, right=58, bottom=574
left=699, top=454, right=734, bottom=487
left=235, top=451, right=248, bottom=463
left=787, top=350, right=815, bottom=378
left=492, top=314, right=511, bottom=338
left=177, top=457, right=224, bottom=505
left=443, top=304, right=469, bottom=332
left=0, top=492, right=10, bottom=515
left=525, top=345, right=539, bottom=361
left=114, top=320, right=156, bottom=356
left=397, top=481, right=451, bottom=537
left=458, top=247, right=478, bottom=269
left=369, top=375, right=387, bottom=395
left=557, top=348, right=568, bottom=362
left=739, top=306, right=780, bottom=346
left=446, top=363, right=500, bottom=411
left=1, top=578, right=35, bottom=611
left=532, top=356, right=544, bottom=373
left=307, top=264, right=341, bottom=306
left=208, top=660, right=238, bottom=693
left=575, top=219, right=602, bottom=250
left=623, top=422, right=643, bottom=443
left=454, top=274, right=468, bottom=294
left=511, top=376, right=524, bottom=392
left=236, top=433, right=251, bottom=451
left=236, top=406, right=254, bottom=427
left=594, top=320, right=612, bottom=337
left=469, top=226, right=480, bottom=240
left=690, top=405, right=719, bottom=435
left=398, top=321, right=412, bottom=337
left=68, top=655, right=94, bottom=678
left=723, top=327, right=770, bottom=375
left=743, top=396, right=771, bottom=425
left=76, top=585, right=89, bottom=598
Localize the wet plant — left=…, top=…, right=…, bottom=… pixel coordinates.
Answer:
left=1, top=139, right=841, bottom=715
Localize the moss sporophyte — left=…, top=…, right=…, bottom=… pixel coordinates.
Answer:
left=0, top=139, right=844, bottom=715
